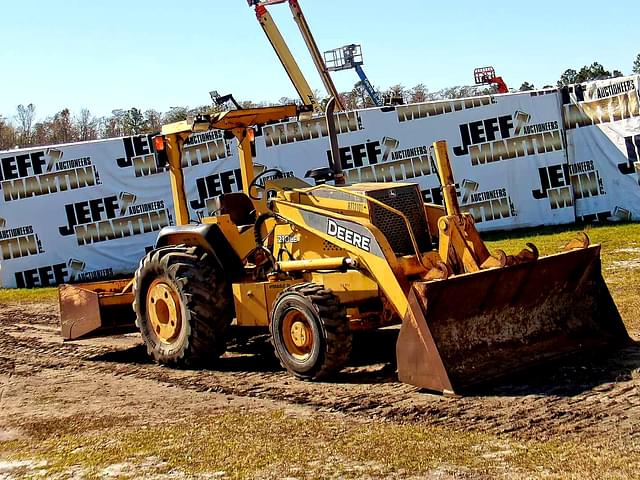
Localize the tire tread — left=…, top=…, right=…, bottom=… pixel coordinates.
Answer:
left=133, top=245, right=232, bottom=367
left=271, top=282, right=352, bottom=380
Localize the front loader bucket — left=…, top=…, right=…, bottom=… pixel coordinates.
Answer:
left=397, top=245, right=631, bottom=394
left=59, top=279, right=136, bottom=340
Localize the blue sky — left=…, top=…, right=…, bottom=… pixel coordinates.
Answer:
left=1, top=0, right=638, bottom=120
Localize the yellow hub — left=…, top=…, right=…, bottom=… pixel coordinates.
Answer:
left=290, top=321, right=309, bottom=347
left=147, top=279, right=182, bottom=344
left=282, top=310, right=314, bottom=360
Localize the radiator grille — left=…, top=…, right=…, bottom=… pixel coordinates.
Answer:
left=367, top=185, right=431, bottom=255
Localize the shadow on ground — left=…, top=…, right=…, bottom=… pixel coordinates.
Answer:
left=86, top=328, right=640, bottom=397
left=465, top=342, right=640, bottom=397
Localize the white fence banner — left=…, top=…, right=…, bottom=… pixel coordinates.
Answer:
left=563, top=75, right=640, bottom=221
left=0, top=133, right=237, bottom=288
left=254, top=90, right=574, bottom=231
left=2, top=78, right=640, bottom=288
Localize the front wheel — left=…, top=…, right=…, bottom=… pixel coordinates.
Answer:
left=270, top=283, right=352, bottom=380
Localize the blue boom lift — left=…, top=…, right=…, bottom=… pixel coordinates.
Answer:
left=324, top=44, right=383, bottom=107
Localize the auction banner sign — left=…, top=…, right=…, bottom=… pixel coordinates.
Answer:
left=254, top=90, right=575, bottom=231
left=0, top=133, right=237, bottom=288
left=563, top=75, right=640, bottom=221
left=3, top=77, right=640, bottom=288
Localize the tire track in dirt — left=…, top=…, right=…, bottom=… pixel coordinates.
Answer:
left=2, top=304, right=640, bottom=443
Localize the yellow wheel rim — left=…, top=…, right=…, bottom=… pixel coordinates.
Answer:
left=282, top=310, right=314, bottom=361
left=147, top=279, right=182, bottom=344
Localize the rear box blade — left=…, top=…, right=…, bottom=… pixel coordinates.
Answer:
left=59, top=279, right=136, bottom=340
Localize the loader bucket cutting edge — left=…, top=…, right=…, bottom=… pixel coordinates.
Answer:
left=59, top=279, right=136, bottom=340
left=396, top=245, right=631, bottom=394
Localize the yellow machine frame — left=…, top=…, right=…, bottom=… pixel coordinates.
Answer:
left=60, top=103, right=629, bottom=395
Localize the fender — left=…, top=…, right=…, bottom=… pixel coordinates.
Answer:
left=155, top=224, right=244, bottom=280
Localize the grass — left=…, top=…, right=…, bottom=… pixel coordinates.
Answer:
left=1, top=221, right=638, bottom=330
left=0, top=287, right=57, bottom=303
left=2, top=409, right=638, bottom=479
left=1, top=222, right=639, bottom=478
left=483, top=222, right=640, bottom=258
left=484, top=222, right=640, bottom=333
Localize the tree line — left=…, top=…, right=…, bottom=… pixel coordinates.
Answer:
left=2, top=54, right=638, bottom=151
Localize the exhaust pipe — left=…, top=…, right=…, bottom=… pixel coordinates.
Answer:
left=325, top=97, right=345, bottom=185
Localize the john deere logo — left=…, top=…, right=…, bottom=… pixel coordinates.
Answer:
left=327, top=218, right=371, bottom=252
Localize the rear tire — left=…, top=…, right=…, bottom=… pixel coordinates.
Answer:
left=133, top=245, right=232, bottom=367
left=270, top=283, right=352, bottom=380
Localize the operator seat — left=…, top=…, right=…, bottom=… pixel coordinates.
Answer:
left=209, top=193, right=256, bottom=230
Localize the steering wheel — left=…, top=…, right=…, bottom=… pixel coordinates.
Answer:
left=248, top=168, right=284, bottom=200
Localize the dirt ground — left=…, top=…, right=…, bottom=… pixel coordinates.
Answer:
left=1, top=294, right=640, bottom=478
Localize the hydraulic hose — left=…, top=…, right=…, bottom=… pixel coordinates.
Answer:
left=254, top=212, right=277, bottom=248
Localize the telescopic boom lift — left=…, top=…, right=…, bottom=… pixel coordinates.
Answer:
left=324, top=44, right=383, bottom=107
left=248, top=0, right=345, bottom=112
left=474, top=66, right=509, bottom=94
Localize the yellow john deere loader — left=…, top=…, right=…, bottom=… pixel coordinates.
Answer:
left=59, top=101, right=630, bottom=394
